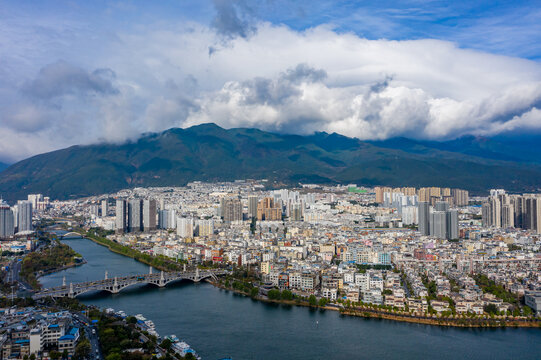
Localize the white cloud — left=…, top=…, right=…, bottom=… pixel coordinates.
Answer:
left=1, top=20, right=541, bottom=162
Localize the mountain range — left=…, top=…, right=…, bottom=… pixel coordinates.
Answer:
left=1, top=123, right=541, bottom=202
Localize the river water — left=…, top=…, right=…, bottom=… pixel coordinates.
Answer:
left=40, top=236, right=541, bottom=360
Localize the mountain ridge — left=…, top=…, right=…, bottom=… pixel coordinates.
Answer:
left=1, top=123, right=540, bottom=202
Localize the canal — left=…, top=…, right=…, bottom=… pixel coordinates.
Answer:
left=40, top=236, right=541, bottom=360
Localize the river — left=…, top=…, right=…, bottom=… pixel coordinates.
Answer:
left=39, top=236, right=541, bottom=360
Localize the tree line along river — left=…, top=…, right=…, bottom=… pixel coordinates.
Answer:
left=39, top=235, right=541, bottom=360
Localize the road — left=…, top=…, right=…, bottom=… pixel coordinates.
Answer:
left=401, top=274, right=411, bottom=298
left=2, top=240, right=56, bottom=298
left=72, top=311, right=101, bottom=360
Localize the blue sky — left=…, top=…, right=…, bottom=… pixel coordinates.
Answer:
left=1, top=0, right=541, bottom=162
left=6, top=0, right=539, bottom=59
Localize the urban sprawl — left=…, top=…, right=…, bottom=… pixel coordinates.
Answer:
left=1, top=181, right=541, bottom=359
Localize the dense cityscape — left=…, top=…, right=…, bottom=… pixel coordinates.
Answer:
left=2, top=0, right=541, bottom=359
left=1, top=179, right=540, bottom=359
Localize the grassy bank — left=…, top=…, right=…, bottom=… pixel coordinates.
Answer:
left=338, top=309, right=541, bottom=328
left=21, top=242, right=83, bottom=289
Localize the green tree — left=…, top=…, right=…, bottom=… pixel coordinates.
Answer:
left=318, top=298, right=328, bottom=307
left=160, top=339, right=172, bottom=351
left=49, top=351, right=61, bottom=360
left=484, top=304, right=498, bottom=315
left=105, top=353, right=122, bottom=360
left=250, top=287, right=259, bottom=298
left=281, top=290, right=293, bottom=300
left=267, top=289, right=281, bottom=300
left=309, top=295, right=317, bottom=306
left=73, top=338, right=91, bottom=360
left=250, top=217, right=257, bottom=234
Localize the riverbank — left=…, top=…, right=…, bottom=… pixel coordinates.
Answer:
left=21, top=242, right=85, bottom=289
left=75, top=229, right=185, bottom=272
left=209, top=280, right=541, bottom=329
left=40, top=234, right=541, bottom=359
left=36, top=259, right=87, bottom=278
left=50, top=228, right=540, bottom=329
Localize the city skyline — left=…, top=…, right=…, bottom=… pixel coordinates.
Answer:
left=1, top=2, right=540, bottom=358
left=0, top=180, right=540, bottom=358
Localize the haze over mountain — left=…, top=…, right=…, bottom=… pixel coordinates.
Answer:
left=1, top=123, right=540, bottom=202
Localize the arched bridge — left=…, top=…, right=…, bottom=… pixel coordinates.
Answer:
left=33, top=268, right=228, bottom=299
left=60, top=232, right=84, bottom=239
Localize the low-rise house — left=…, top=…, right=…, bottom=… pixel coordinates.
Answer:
left=58, top=327, right=80, bottom=356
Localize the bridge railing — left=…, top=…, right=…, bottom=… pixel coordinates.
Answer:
left=35, top=269, right=228, bottom=296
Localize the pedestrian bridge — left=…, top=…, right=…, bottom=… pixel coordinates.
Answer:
left=33, top=268, right=228, bottom=299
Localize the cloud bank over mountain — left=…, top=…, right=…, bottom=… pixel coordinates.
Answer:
left=1, top=1, right=540, bottom=162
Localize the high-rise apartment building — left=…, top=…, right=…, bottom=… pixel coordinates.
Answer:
left=143, top=199, right=157, bottom=231
left=196, top=219, right=214, bottom=236
left=101, top=199, right=109, bottom=217
left=89, top=204, right=100, bottom=217
left=27, top=194, right=43, bottom=209
left=451, top=189, right=469, bottom=206
left=401, top=206, right=418, bottom=225
left=115, top=199, right=127, bottom=233
left=17, top=200, right=33, bottom=233
left=290, top=203, right=303, bottom=221
left=430, top=211, right=447, bottom=239
left=482, top=191, right=541, bottom=234
left=525, top=196, right=541, bottom=234
left=159, top=209, right=177, bottom=229
left=446, top=209, right=459, bottom=240
left=375, top=187, right=392, bottom=204
left=12, top=204, right=18, bottom=230
left=418, top=202, right=430, bottom=236
left=0, top=202, right=14, bottom=238
left=257, top=197, right=282, bottom=221
left=435, top=201, right=449, bottom=212
left=418, top=200, right=458, bottom=240
left=177, top=217, right=194, bottom=238
left=512, top=195, right=525, bottom=228
left=248, top=196, right=259, bottom=218
left=222, top=198, right=243, bottom=222
left=128, top=199, right=143, bottom=232
left=502, top=203, right=515, bottom=228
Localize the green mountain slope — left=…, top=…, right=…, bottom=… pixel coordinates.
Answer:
left=1, top=123, right=540, bottom=201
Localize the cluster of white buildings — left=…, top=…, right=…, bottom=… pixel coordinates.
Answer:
left=33, top=181, right=541, bottom=316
